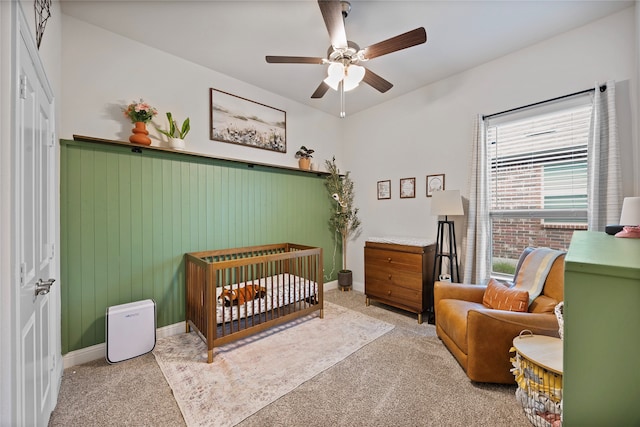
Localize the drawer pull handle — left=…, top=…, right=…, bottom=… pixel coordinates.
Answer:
left=387, top=257, right=392, bottom=262
left=387, top=290, right=392, bottom=295
left=388, top=274, right=392, bottom=279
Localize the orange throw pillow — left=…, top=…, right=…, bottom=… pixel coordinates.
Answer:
left=482, top=278, right=529, bottom=312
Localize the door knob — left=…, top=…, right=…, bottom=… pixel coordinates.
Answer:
left=35, top=278, right=55, bottom=297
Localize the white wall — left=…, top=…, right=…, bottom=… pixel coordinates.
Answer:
left=344, top=7, right=638, bottom=291
left=60, top=15, right=343, bottom=172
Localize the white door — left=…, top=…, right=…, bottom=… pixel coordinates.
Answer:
left=15, top=4, right=57, bottom=426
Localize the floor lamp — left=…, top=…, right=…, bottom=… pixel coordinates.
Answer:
left=431, top=190, right=464, bottom=284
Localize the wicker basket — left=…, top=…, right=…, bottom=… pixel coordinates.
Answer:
left=511, top=332, right=563, bottom=427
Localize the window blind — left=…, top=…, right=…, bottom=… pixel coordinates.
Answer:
left=486, top=97, right=592, bottom=220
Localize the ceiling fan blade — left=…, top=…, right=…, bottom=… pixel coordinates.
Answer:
left=362, top=68, right=393, bottom=93
left=266, top=56, right=324, bottom=64
left=362, top=27, right=427, bottom=60
left=311, top=81, right=331, bottom=99
left=318, top=0, right=348, bottom=50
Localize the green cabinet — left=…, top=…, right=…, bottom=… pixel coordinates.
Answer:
left=564, top=231, right=640, bottom=426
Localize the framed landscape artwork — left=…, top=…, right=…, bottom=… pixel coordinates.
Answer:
left=377, top=180, right=391, bottom=200
left=400, top=177, right=416, bottom=199
left=210, top=88, right=286, bottom=153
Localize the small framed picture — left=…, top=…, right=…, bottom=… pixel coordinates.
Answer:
left=400, top=177, right=416, bottom=199
left=426, top=174, right=445, bottom=197
left=377, top=180, right=391, bottom=200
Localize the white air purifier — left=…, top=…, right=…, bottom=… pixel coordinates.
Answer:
left=106, top=299, right=156, bottom=364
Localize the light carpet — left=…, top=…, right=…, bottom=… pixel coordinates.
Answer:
left=153, top=302, right=394, bottom=427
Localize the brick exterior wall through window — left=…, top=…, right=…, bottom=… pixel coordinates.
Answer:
left=492, top=218, right=585, bottom=262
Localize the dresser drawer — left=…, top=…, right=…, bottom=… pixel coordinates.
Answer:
left=365, top=280, right=422, bottom=311
left=365, top=264, right=423, bottom=291
left=365, top=248, right=423, bottom=273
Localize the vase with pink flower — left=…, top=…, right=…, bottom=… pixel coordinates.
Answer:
left=123, top=99, right=158, bottom=145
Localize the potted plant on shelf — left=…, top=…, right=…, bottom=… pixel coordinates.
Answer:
left=295, top=146, right=314, bottom=170
left=325, top=157, right=361, bottom=291
left=157, top=112, right=190, bottom=150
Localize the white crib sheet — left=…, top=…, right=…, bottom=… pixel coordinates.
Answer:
left=215, top=274, right=318, bottom=324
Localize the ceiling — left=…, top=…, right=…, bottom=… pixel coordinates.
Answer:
left=60, top=0, right=633, bottom=117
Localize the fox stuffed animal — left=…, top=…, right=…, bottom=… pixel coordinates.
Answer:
left=218, top=284, right=267, bottom=307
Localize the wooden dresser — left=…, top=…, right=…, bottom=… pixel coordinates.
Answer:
left=364, top=239, right=436, bottom=324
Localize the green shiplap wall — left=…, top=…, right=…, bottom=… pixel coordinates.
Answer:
left=60, top=139, right=339, bottom=354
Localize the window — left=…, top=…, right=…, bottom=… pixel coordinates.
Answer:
left=485, top=95, right=592, bottom=277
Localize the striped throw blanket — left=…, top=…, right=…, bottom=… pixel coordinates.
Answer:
left=513, top=248, right=565, bottom=306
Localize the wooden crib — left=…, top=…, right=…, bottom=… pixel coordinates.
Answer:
left=185, top=243, right=324, bottom=363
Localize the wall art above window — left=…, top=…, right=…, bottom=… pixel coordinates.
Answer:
left=210, top=88, right=286, bottom=153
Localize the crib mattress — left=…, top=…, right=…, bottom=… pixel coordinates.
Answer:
left=215, top=274, right=317, bottom=324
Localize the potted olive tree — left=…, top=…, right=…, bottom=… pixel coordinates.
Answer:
left=325, top=157, right=361, bottom=291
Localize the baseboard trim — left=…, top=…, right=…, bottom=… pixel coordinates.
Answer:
left=324, top=280, right=338, bottom=291
left=62, top=285, right=347, bottom=368
left=62, top=322, right=185, bottom=368
left=324, top=279, right=364, bottom=293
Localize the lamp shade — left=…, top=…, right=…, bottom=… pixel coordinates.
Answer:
left=431, top=190, right=464, bottom=216
left=619, top=196, right=640, bottom=226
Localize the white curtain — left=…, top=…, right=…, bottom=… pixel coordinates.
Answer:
left=462, top=115, right=491, bottom=284
left=587, top=80, right=622, bottom=230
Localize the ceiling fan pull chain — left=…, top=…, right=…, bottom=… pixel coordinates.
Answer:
left=340, top=81, right=346, bottom=118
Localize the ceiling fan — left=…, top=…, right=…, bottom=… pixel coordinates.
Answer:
left=266, top=0, right=427, bottom=118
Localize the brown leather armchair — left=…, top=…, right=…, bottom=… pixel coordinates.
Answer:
left=434, top=253, right=564, bottom=384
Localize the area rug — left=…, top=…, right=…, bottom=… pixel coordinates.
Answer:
left=153, top=302, right=394, bottom=427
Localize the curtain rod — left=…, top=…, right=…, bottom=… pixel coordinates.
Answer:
left=482, top=84, right=607, bottom=121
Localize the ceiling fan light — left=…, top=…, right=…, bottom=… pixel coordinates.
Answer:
left=327, top=62, right=344, bottom=78
left=343, top=64, right=365, bottom=91
left=323, top=75, right=341, bottom=91
left=324, top=62, right=344, bottom=90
